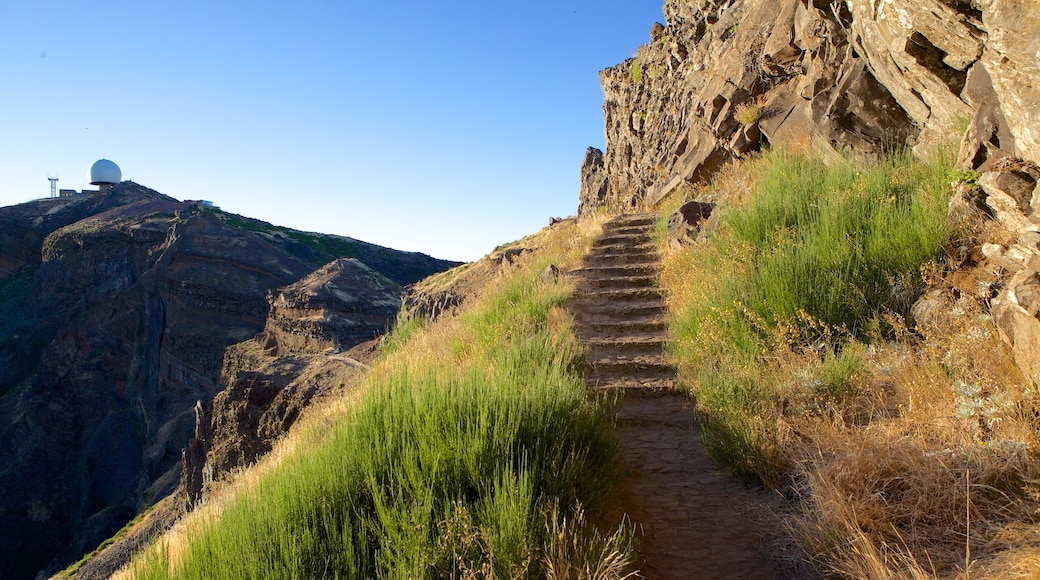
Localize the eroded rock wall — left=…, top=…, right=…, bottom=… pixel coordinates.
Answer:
left=202, top=258, right=398, bottom=481
left=581, top=0, right=1040, bottom=215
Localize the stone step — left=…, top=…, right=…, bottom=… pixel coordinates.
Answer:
left=586, top=336, right=666, bottom=357
left=574, top=315, right=668, bottom=338
left=573, top=287, right=665, bottom=302
left=606, top=215, right=656, bottom=229
left=574, top=263, right=660, bottom=279
left=588, top=241, right=657, bottom=255
left=582, top=252, right=660, bottom=267
left=586, top=357, right=673, bottom=380
left=593, top=233, right=653, bottom=248
left=586, top=376, right=676, bottom=391
left=586, top=247, right=657, bottom=261
left=572, top=213, right=675, bottom=393
left=603, top=226, right=648, bottom=238
left=571, top=299, right=667, bottom=322
left=581, top=274, right=659, bottom=289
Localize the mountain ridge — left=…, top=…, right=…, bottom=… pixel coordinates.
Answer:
left=0, top=182, right=459, bottom=579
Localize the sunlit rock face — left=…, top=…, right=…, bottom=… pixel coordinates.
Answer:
left=581, top=0, right=1039, bottom=215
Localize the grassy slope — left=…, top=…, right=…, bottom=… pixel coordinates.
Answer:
left=661, top=147, right=1040, bottom=578
left=114, top=145, right=1040, bottom=579
left=121, top=217, right=639, bottom=579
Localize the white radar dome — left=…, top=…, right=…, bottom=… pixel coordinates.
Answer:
left=89, top=159, right=122, bottom=185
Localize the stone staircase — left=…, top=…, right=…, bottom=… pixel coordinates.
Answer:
left=569, top=213, right=674, bottom=390
left=567, top=213, right=792, bottom=579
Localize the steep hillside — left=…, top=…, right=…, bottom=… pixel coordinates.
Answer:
left=0, top=183, right=457, bottom=580
left=116, top=217, right=641, bottom=579
left=27, top=0, right=1040, bottom=577
left=575, top=0, right=1040, bottom=574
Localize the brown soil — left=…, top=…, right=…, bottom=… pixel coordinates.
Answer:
left=569, top=214, right=810, bottom=579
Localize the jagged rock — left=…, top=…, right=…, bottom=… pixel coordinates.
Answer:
left=578, top=147, right=609, bottom=216
left=204, top=260, right=398, bottom=479
left=993, top=256, right=1040, bottom=388
left=667, top=200, right=716, bottom=249
left=970, top=158, right=1040, bottom=389
left=582, top=0, right=1040, bottom=215
left=402, top=287, right=466, bottom=322
left=650, top=21, right=666, bottom=41
left=979, top=0, right=1040, bottom=165
left=948, top=181, right=991, bottom=226
left=180, top=401, right=211, bottom=509
left=205, top=341, right=373, bottom=477
left=539, top=264, right=562, bottom=284
left=980, top=170, right=1040, bottom=234
left=261, top=258, right=401, bottom=356
left=958, top=64, right=1017, bottom=170
left=496, top=246, right=530, bottom=265
left=845, top=0, right=979, bottom=153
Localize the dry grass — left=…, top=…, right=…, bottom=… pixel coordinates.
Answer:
left=658, top=147, right=1040, bottom=578
left=542, top=505, right=641, bottom=580
left=734, top=96, right=767, bottom=127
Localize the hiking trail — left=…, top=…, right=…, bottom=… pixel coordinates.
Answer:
left=568, top=213, right=804, bottom=579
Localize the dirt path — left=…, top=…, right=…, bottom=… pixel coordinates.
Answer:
left=569, top=214, right=804, bottom=579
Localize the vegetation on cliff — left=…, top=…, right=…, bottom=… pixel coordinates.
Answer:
left=124, top=218, right=639, bottom=579
left=661, top=146, right=1040, bottom=577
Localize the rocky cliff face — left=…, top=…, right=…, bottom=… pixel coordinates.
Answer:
left=580, top=0, right=1040, bottom=395
left=202, top=258, right=399, bottom=485
left=580, top=0, right=1039, bottom=215
left=0, top=184, right=457, bottom=580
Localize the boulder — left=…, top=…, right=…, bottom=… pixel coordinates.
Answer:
left=980, top=169, right=1040, bottom=235
left=539, top=264, right=562, bottom=284
left=667, top=200, right=717, bottom=249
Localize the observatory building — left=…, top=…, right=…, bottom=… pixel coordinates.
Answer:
left=88, top=159, right=121, bottom=193
left=57, top=159, right=123, bottom=197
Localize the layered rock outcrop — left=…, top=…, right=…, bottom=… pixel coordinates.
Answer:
left=203, top=258, right=399, bottom=481
left=580, top=0, right=1040, bottom=215
left=0, top=184, right=457, bottom=579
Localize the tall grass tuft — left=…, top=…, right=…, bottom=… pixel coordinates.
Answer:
left=665, top=147, right=955, bottom=482
left=722, top=148, right=951, bottom=337
left=129, top=217, right=636, bottom=579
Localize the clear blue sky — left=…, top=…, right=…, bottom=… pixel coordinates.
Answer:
left=1, top=1, right=663, bottom=261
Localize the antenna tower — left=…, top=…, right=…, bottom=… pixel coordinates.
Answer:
left=48, top=176, right=59, bottom=198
